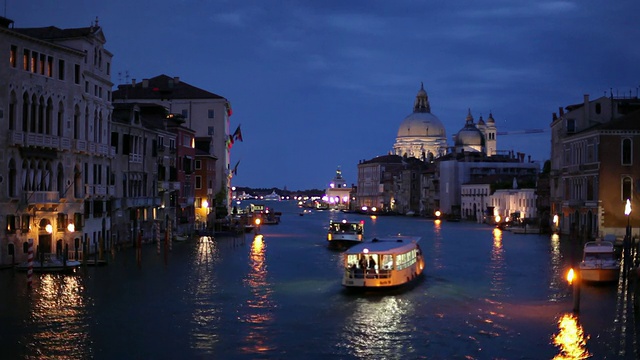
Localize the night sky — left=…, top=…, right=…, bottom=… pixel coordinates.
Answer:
left=7, top=0, right=640, bottom=190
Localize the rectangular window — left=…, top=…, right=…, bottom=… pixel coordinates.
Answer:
left=85, top=81, right=89, bottom=93
left=106, top=62, right=110, bottom=75
left=31, top=51, right=37, bottom=73
left=57, top=213, right=68, bottom=231
left=195, top=160, right=201, bottom=170
left=58, top=59, right=65, bottom=80
left=181, top=109, right=188, bottom=118
left=195, top=175, right=202, bottom=189
left=6, top=215, right=18, bottom=233
left=21, top=215, right=30, bottom=232
left=74, top=64, right=81, bottom=84
left=39, top=53, right=45, bottom=74
left=47, top=56, right=53, bottom=77
left=622, top=138, right=632, bottom=165
left=23, top=49, right=29, bottom=71
left=208, top=126, right=214, bottom=135
left=566, top=119, right=575, bottom=133
left=10, top=45, right=17, bottom=67
left=208, top=109, right=214, bottom=118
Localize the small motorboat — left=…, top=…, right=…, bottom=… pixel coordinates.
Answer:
left=579, top=240, right=620, bottom=283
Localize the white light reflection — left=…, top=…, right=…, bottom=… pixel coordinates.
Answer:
left=240, top=234, right=275, bottom=354
left=431, top=217, right=443, bottom=270
left=552, top=313, right=590, bottom=359
left=341, top=297, right=415, bottom=358
left=548, top=234, right=565, bottom=301
left=188, top=236, right=222, bottom=354
left=28, top=274, right=91, bottom=359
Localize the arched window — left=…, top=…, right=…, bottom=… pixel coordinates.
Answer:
left=9, top=91, right=17, bottom=130
left=57, top=101, right=64, bottom=137
left=622, top=176, right=632, bottom=201
left=622, top=138, right=632, bottom=165
left=8, top=159, right=16, bottom=197
left=57, top=163, right=65, bottom=198
left=22, top=92, right=29, bottom=131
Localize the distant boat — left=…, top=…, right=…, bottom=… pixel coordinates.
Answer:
left=327, top=219, right=364, bottom=248
left=511, top=224, right=541, bottom=234
left=15, top=255, right=81, bottom=273
left=264, top=191, right=281, bottom=201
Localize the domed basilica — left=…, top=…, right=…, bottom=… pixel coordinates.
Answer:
left=393, top=83, right=447, bottom=161
left=393, top=83, right=498, bottom=160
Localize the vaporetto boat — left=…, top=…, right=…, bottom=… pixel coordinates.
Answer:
left=342, top=235, right=424, bottom=289
left=327, top=219, right=364, bottom=248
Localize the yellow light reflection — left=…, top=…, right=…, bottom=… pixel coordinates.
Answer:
left=552, top=313, right=591, bottom=359
left=240, top=234, right=274, bottom=354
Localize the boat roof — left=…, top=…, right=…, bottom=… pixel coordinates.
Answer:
left=584, top=241, right=614, bottom=253
left=345, top=236, right=421, bottom=254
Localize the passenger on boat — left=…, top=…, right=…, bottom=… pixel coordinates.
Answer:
left=368, top=255, right=376, bottom=269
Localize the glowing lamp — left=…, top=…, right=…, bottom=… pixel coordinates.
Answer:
left=202, top=200, right=209, bottom=209
left=45, top=224, right=53, bottom=234
left=435, top=210, right=441, bottom=217
left=567, top=268, right=575, bottom=285
left=255, top=218, right=261, bottom=226
left=67, top=223, right=75, bottom=232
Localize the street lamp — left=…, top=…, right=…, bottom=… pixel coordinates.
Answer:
left=624, top=199, right=632, bottom=271
left=202, top=199, right=209, bottom=230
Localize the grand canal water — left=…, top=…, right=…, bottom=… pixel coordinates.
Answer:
left=1, top=200, right=638, bottom=359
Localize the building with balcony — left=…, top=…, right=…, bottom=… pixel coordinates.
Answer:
left=549, top=94, right=640, bottom=239
left=112, top=75, right=232, bottom=208
left=194, top=137, right=217, bottom=230
left=0, top=16, right=114, bottom=265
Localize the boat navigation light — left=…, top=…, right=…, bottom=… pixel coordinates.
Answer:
left=363, top=248, right=369, bottom=254
left=359, top=220, right=364, bottom=225
left=342, top=219, right=347, bottom=223
left=255, top=218, right=261, bottom=226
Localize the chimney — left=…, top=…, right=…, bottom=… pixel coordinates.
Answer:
left=559, top=107, right=564, bottom=116
left=552, top=112, right=557, bottom=121
left=142, top=79, right=149, bottom=88
left=173, top=77, right=180, bottom=84
left=131, top=78, right=136, bottom=86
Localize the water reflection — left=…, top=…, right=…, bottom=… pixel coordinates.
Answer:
left=489, top=228, right=505, bottom=297
left=552, top=313, right=590, bottom=359
left=341, top=296, right=415, bottom=358
left=431, top=219, right=443, bottom=270
left=188, top=236, right=222, bottom=354
left=27, top=274, right=91, bottom=359
left=548, top=234, right=565, bottom=300
left=240, top=234, right=275, bottom=354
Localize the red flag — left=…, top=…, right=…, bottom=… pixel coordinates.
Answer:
left=233, top=125, right=243, bottom=142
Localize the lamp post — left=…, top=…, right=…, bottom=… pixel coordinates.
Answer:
left=202, top=199, right=209, bottom=231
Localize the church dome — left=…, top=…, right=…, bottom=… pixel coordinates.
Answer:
left=455, top=109, right=483, bottom=147
left=397, top=83, right=446, bottom=138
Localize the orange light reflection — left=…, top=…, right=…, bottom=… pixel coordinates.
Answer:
left=552, top=313, right=590, bottom=360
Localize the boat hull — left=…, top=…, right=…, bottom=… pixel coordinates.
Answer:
left=15, top=260, right=81, bottom=273
left=579, top=267, right=619, bottom=283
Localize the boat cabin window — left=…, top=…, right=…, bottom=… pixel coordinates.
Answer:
left=396, top=249, right=417, bottom=270
left=331, top=223, right=362, bottom=233
left=381, top=254, right=393, bottom=270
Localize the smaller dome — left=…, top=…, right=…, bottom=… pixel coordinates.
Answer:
left=455, top=109, right=483, bottom=146
left=455, top=127, right=484, bottom=146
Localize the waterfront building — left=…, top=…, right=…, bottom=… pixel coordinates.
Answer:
left=392, top=158, right=429, bottom=215
left=112, top=75, right=232, bottom=211
left=393, top=83, right=448, bottom=161
left=165, top=114, right=196, bottom=235
left=437, top=152, right=540, bottom=218
left=110, top=103, right=167, bottom=244
left=355, top=155, right=404, bottom=212
left=194, top=137, right=217, bottom=230
left=324, top=167, right=352, bottom=210
left=549, top=94, right=640, bottom=239
left=0, top=16, right=114, bottom=265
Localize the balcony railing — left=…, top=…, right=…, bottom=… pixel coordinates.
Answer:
left=9, top=131, right=72, bottom=151
left=25, top=191, right=60, bottom=204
